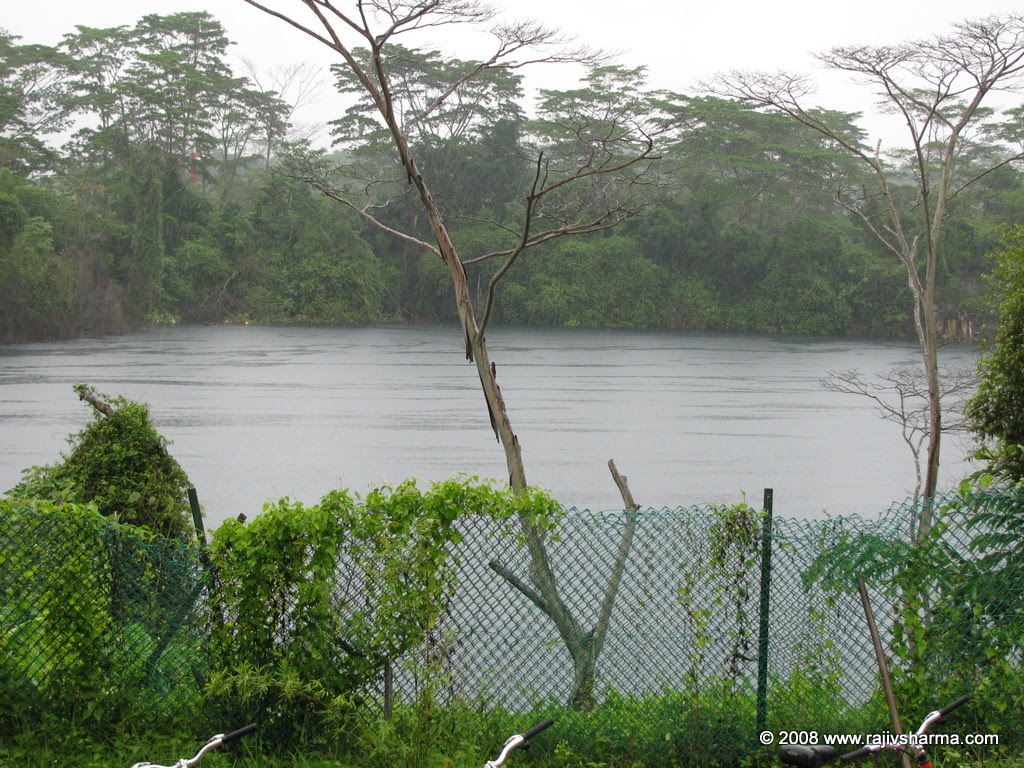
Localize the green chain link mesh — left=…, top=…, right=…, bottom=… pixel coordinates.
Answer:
left=0, top=503, right=209, bottom=726
left=2, top=490, right=1021, bottom=761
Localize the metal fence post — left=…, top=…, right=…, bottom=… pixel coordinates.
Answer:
left=188, top=487, right=206, bottom=546
left=756, top=488, right=774, bottom=734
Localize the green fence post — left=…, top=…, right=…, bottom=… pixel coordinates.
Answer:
left=756, top=488, right=774, bottom=735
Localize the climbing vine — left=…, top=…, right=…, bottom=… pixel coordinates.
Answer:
left=206, top=477, right=560, bottom=744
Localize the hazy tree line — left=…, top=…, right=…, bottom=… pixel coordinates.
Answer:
left=1, top=11, right=1022, bottom=343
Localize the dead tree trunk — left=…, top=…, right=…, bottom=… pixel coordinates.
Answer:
left=490, top=460, right=641, bottom=709
left=239, top=0, right=657, bottom=711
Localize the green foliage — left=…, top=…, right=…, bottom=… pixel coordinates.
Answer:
left=0, top=499, right=114, bottom=730
left=162, top=238, right=233, bottom=321
left=0, top=190, right=27, bottom=248
left=10, top=385, right=193, bottom=538
left=2, top=12, right=1018, bottom=340
left=0, top=212, right=74, bottom=341
left=747, top=269, right=850, bottom=336
left=677, top=503, right=763, bottom=687
left=126, top=150, right=166, bottom=314
left=802, top=493, right=1024, bottom=744
left=968, top=226, right=1024, bottom=483
left=843, top=243, right=914, bottom=336
left=743, top=221, right=853, bottom=335
left=667, top=97, right=866, bottom=230
left=501, top=236, right=669, bottom=328
left=664, top=277, right=723, bottom=331
left=4, top=489, right=1024, bottom=766
left=0, top=32, right=70, bottom=174
left=958, top=488, right=1024, bottom=703
left=0, top=170, right=78, bottom=341
left=0, top=499, right=204, bottom=736
left=206, top=478, right=560, bottom=748
left=242, top=175, right=387, bottom=324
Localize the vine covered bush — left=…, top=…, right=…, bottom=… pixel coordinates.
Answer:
left=10, top=385, right=193, bottom=538
left=205, top=478, right=561, bottom=748
left=0, top=498, right=205, bottom=735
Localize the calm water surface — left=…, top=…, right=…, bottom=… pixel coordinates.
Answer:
left=0, top=325, right=978, bottom=527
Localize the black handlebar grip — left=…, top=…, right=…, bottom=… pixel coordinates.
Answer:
left=522, top=719, right=554, bottom=741
left=221, top=724, right=258, bottom=744
left=938, top=696, right=970, bottom=718
left=839, top=746, right=873, bottom=762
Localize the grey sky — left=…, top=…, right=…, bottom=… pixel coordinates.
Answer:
left=6, top=0, right=1024, bottom=146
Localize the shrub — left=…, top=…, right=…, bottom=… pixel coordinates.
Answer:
left=205, top=478, right=557, bottom=749
left=10, top=385, right=193, bottom=539
left=0, top=499, right=205, bottom=737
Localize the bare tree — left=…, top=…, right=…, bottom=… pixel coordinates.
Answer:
left=821, top=366, right=977, bottom=520
left=241, top=0, right=678, bottom=708
left=242, top=59, right=327, bottom=165
left=710, top=14, right=1024, bottom=536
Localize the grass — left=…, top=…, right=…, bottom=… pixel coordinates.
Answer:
left=4, top=733, right=1021, bottom=768
left=4, top=680, right=1021, bottom=768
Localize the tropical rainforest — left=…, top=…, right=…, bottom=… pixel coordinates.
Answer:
left=1, top=11, right=1021, bottom=344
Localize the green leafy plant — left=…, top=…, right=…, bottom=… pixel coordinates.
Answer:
left=801, top=493, right=1024, bottom=750
left=677, top=502, right=762, bottom=688
left=10, top=385, right=193, bottom=538
left=206, top=477, right=557, bottom=749
left=968, top=226, right=1024, bottom=485
left=0, top=498, right=204, bottom=736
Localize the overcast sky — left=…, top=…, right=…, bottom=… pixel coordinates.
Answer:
left=6, top=0, right=1024, bottom=146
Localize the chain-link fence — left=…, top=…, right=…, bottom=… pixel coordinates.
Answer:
left=0, top=500, right=209, bottom=728
left=2, top=489, right=1022, bottom=762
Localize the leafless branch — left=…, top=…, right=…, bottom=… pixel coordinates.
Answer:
left=281, top=151, right=441, bottom=255
left=462, top=140, right=659, bottom=268
left=821, top=365, right=978, bottom=497
left=478, top=151, right=544, bottom=337
left=950, top=149, right=1024, bottom=196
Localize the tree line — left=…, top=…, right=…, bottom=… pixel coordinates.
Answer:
left=1, top=11, right=1022, bottom=343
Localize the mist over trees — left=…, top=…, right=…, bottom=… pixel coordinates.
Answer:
left=1, top=10, right=1023, bottom=344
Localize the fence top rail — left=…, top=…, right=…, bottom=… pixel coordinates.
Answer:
left=556, top=487, right=1023, bottom=532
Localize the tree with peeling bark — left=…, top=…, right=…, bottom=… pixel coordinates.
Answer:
left=710, top=14, right=1024, bottom=537
left=241, top=0, right=678, bottom=709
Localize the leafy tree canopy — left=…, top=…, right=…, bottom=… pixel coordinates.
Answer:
left=968, top=226, right=1024, bottom=484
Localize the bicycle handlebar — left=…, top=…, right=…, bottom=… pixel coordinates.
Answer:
left=522, top=719, right=554, bottom=741
left=780, top=696, right=970, bottom=767
left=484, top=720, right=555, bottom=767
left=131, top=724, right=257, bottom=768
left=838, top=745, right=873, bottom=762
left=837, top=696, right=970, bottom=762
left=938, top=696, right=970, bottom=719
left=221, top=724, right=258, bottom=744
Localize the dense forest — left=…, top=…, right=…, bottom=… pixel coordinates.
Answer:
left=1, top=11, right=1022, bottom=344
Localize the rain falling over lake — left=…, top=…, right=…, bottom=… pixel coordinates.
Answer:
left=0, top=324, right=978, bottom=527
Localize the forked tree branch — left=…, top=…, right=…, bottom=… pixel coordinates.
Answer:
left=488, top=459, right=642, bottom=708
left=294, top=169, right=441, bottom=256
left=478, top=151, right=545, bottom=337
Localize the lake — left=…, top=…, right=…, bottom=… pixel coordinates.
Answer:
left=0, top=324, right=979, bottom=527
